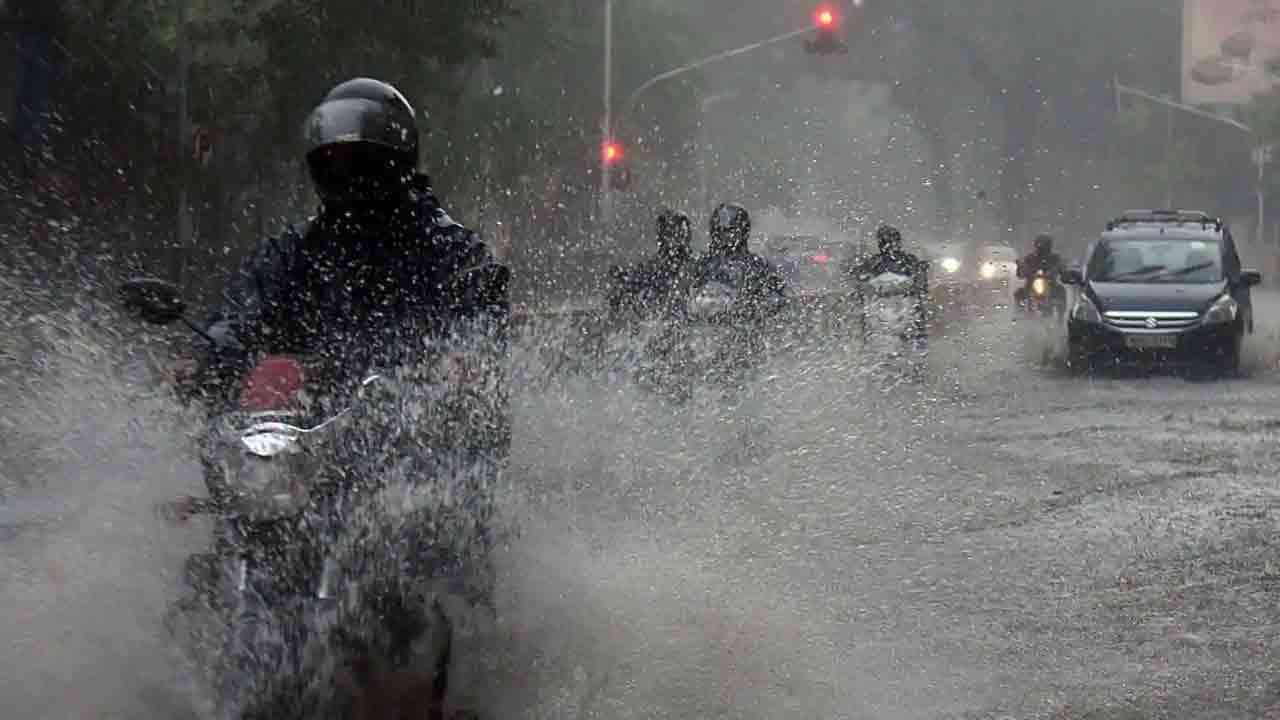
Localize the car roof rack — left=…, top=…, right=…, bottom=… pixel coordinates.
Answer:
left=1106, top=209, right=1223, bottom=231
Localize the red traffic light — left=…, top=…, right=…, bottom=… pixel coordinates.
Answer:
left=814, top=5, right=837, bottom=27
left=602, top=141, right=623, bottom=164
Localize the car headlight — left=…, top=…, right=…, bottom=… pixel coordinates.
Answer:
left=940, top=257, right=961, bottom=274
left=980, top=262, right=997, bottom=279
left=1071, top=295, right=1101, bottom=324
left=1202, top=294, right=1238, bottom=325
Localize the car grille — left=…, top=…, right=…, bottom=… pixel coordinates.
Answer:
left=1103, top=310, right=1200, bottom=330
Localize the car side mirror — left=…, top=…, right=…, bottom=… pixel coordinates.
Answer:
left=118, top=277, right=187, bottom=325
left=1239, top=269, right=1262, bottom=287
left=1059, top=267, right=1084, bottom=285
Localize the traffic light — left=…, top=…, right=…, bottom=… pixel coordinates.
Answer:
left=805, top=3, right=849, bottom=55
left=602, top=140, right=623, bottom=165
left=601, top=140, right=630, bottom=190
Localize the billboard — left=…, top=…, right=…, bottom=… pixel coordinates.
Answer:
left=1183, top=0, right=1280, bottom=105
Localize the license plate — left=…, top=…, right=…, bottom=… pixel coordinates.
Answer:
left=1124, top=334, right=1177, bottom=350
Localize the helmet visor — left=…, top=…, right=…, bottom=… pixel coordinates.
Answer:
left=307, top=143, right=412, bottom=205
left=303, top=97, right=416, bottom=156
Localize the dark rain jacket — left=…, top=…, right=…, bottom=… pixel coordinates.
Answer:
left=687, top=248, right=788, bottom=321
left=848, top=249, right=929, bottom=298
left=1016, top=250, right=1064, bottom=278
left=607, top=247, right=694, bottom=320
left=188, top=174, right=509, bottom=407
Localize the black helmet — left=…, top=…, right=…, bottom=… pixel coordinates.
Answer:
left=303, top=78, right=418, bottom=205
left=709, top=203, right=751, bottom=255
left=1034, top=233, right=1053, bottom=254
left=876, top=224, right=903, bottom=254
left=656, top=208, right=692, bottom=256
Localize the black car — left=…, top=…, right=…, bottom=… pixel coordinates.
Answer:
left=1062, top=210, right=1262, bottom=373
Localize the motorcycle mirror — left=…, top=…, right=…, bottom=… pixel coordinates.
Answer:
left=118, top=277, right=188, bottom=325
left=1059, top=267, right=1084, bottom=286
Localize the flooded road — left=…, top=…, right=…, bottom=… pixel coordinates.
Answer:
left=3, top=287, right=1280, bottom=718
left=466, top=292, right=1280, bottom=719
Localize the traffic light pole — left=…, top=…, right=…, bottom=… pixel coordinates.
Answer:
left=619, top=26, right=812, bottom=124
left=1112, top=78, right=1267, bottom=243
left=599, top=0, right=614, bottom=235
left=600, top=24, right=811, bottom=236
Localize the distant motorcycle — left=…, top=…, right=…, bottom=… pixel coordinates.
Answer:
left=1016, top=268, right=1066, bottom=320
left=633, top=270, right=785, bottom=402
left=856, top=271, right=926, bottom=381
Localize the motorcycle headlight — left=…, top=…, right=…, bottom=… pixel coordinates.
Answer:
left=218, top=430, right=312, bottom=516
left=980, top=262, right=997, bottom=279
left=241, top=430, right=299, bottom=458
left=940, top=257, right=961, bottom=274
left=1031, top=277, right=1048, bottom=295
left=1071, top=295, right=1101, bottom=324
left=1202, top=294, right=1238, bottom=325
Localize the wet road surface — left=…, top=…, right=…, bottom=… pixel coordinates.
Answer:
left=3, top=288, right=1280, bottom=718
left=463, top=290, right=1280, bottom=719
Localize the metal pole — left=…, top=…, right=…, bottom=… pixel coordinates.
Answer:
left=1164, top=104, right=1174, bottom=209
left=1258, top=147, right=1266, bottom=245
left=620, top=26, right=811, bottom=125
left=1113, top=80, right=1251, bottom=134
left=699, top=117, right=710, bottom=219
left=599, top=0, right=613, bottom=237
left=175, top=0, right=191, bottom=284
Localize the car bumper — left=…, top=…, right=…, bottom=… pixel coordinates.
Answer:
left=1068, top=319, right=1240, bottom=365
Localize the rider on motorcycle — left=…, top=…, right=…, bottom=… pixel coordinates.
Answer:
left=688, top=203, right=787, bottom=315
left=847, top=224, right=929, bottom=338
left=1014, top=233, right=1066, bottom=306
left=607, top=208, right=695, bottom=319
left=168, top=77, right=510, bottom=508
left=180, top=77, right=509, bottom=406
left=161, top=79, right=509, bottom=716
left=848, top=224, right=929, bottom=293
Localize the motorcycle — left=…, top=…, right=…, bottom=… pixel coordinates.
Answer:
left=117, top=276, right=502, bottom=719
left=1015, top=268, right=1066, bottom=320
left=855, top=271, right=927, bottom=381
left=628, top=270, right=784, bottom=403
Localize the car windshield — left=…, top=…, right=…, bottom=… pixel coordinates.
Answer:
left=1087, top=236, right=1223, bottom=283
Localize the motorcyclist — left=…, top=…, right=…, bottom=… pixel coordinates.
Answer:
left=847, top=224, right=929, bottom=340
left=166, top=78, right=510, bottom=519
left=1014, top=233, right=1066, bottom=306
left=688, top=202, right=787, bottom=316
left=848, top=224, right=929, bottom=294
left=607, top=208, right=695, bottom=319
left=162, top=79, right=509, bottom=713
left=179, top=77, right=509, bottom=409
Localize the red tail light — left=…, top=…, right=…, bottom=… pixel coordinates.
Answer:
left=239, top=355, right=306, bottom=410
left=811, top=254, right=830, bottom=263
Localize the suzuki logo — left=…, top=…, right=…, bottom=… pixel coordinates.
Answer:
left=1145, top=316, right=1159, bottom=328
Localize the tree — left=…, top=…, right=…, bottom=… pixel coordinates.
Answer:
left=824, top=0, right=1174, bottom=241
